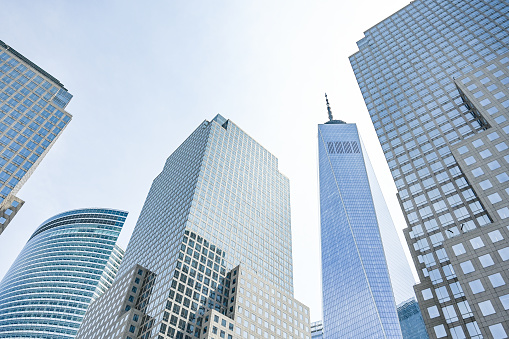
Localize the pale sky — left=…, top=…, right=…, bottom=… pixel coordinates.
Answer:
left=0, top=0, right=416, bottom=322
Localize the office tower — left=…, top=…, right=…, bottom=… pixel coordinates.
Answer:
left=77, top=115, right=311, bottom=339
left=349, top=0, right=509, bottom=337
left=0, top=208, right=127, bottom=338
left=397, top=298, right=429, bottom=339
left=0, top=40, right=72, bottom=234
left=311, top=321, right=323, bottom=339
left=318, top=97, right=415, bottom=338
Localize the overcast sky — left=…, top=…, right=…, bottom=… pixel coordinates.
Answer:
left=0, top=0, right=416, bottom=322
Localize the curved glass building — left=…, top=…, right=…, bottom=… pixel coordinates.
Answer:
left=0, top=208, right=127, bottom=338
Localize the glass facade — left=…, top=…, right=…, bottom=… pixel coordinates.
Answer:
left=349, top=0, right=509, bottom=337
left=76, top=115, right=310, bottom=339
left=0, top=40, right=72, bottom=234
left=0, top=208, right=127, bottom=338
left=311, top=321, right=323, bottom=339
left=397, top=298, right=429, bottom=339
left=318, top=121, right=403, bottom=338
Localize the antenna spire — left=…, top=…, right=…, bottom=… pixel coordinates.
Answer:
left=325, top=93, right=333, bottom=121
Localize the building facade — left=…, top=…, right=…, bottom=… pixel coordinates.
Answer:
left=397, top=298, right=429, bottom=339
left=349, top=0, right=509, bottom=337
left=0, top=40, right=72, bottom=234
left=310, top=321, right=323, bottom=339
left=76, top=115, right=310, bottom=339
left=0, top=208, right=127, bottom=338
left=318, top=110, right=413, bottom=338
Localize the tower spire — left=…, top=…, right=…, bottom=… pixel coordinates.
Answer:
left=325, top=93, right=333, bottom=121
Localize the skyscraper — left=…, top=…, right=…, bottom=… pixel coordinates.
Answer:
left=0, top=40, right=72, bottom=234
left=0, top=208, right=127, bottom=338
left=318, top=97, right=414, bottom=338
left=77, top=115, right=311, bottom=339
left=397, top=298, right=429, bottom=339
left=311, top=321, right=323, bottom=339
left=349, top=0, right=509, bottom=337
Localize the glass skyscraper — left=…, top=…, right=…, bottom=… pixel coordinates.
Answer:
left=0, top=208, right=127, bottom=338
left=397, top=298, right=429, bottom=339
left=318, top=100, right=413, bottom=338
left=0, top=40, right=72, bottom=234
left=77, top=115, right=311, bottom=339
left=350, top=0, right=509, bottom=337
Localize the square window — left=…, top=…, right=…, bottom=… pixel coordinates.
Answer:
left=499, top=294, right=509, bottom=310
left=422, top=288, right=433, bottom=300
left=452, top=243, right=466, bottom=256
left=480, top=149, right=492, bottom=159
left=488, top=230, right=503, bottom=243
left=487, top=132, right=500, bottom=141
left=487, top=160, right=500, bottom=170
left=458, top=146, right=469, bottom=154
left=472, top=139, right=484, bottom=148
left=469, top=279, right=484, bottom=294
left=489, top=324, right=507, bottom=338
left=488, top=193, right=502, bottom=204
left=479, top=254, right=494, bottom=268
left=460, top=260, right=475, bottom=274
left=428, top=306, right=439, bottom=318
left=479, top=179, right=492, bottom=190
left=498, top=208, right=509, bottom=219
left=434, top=324, right=447, bottom=338
left=488, top=273, right=505, bottom=288
left=496, top=173, right=509, bottom=183
left=478, top=300, right=495, bottom=316
left=470, top=237, right=485, bottom=249
left=472, top=167, right=484, bottom=177
left=464, top=156, right=476, bottom=165
left=496, top=142, right=508, bottom=152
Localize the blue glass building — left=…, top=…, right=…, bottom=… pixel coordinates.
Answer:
left=0, top=40, right=72, bottom=234
left=318, top=105, right=403, bottom=338
left=397, top=298, right=429, bottom=339
left=0, top=208, right=127, bottom=338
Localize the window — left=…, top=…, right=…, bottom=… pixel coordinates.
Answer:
left=498, top=247, right=509, bottom=261
left=488, top=230, right=503, bottom=243
left=479, top=179, right=492, bottom=190
left=422, top=288, right=433, bottom=300
left=488, top=273, right=505, bottom=288
left=479, top=254, right=494, bottom=268
left=442, top=305, right=458, bottom=323
left=452, top=243, right=466, bottom=256
left=464, top=156, right=476, bottom=165
left=489, top=324, right=507, bottom=338
left=499, top=294, right=509, bottom=310
left=460, top=261, right=475, bottom=274
left=428, top=306, right=440, bottom=318
left=469, top=279, right=484, bottom=294
left=488, top=160, right=500, bottom=170
left=478, top=300, right=495, bottom=316
left=470, top=237, right=484, bottom=249
left=434, top=325, right=447, bottom=338
left=488, top=193, right=502, bottom=204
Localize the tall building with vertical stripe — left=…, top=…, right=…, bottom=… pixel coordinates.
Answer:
left=0, top=40, right=72, bottom=234
left=349, top=0, right=509, bottom=337
left=317, top=99, right=415, bottom=338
